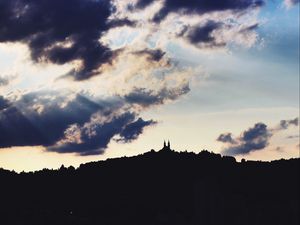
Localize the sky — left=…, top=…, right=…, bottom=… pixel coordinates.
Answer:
left=0, top=0, right=299, bottom=172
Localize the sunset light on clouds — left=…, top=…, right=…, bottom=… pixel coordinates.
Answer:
left=0, top=0, right=299, bottom=172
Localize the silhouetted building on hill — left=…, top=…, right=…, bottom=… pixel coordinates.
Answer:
left=161, top=140, right=172, bottom=151
left=0, top=147, right=299, bottom=225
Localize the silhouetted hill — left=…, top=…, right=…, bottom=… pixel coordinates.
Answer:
left=0, top=149, right=299, bottom=225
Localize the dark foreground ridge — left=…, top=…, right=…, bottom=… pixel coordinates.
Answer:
left=0, top=145, right=299, bottom=225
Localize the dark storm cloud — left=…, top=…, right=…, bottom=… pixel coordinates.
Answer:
left=0, top=0, right=134, bottom=80
left=219, top=118, right=299, bottom=156
left=134, top=0, right=264, bottom=22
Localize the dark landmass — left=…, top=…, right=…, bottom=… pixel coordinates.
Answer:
left=0, top=146, right=299, bottom=225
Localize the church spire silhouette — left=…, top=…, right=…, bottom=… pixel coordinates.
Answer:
left=161, top=140, right=171, bottom=151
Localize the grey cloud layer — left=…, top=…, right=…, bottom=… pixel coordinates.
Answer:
left=218, top=118, right=299, bottom=155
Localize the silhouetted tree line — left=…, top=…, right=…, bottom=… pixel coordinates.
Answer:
left=0, top=149, right=299, bottom=225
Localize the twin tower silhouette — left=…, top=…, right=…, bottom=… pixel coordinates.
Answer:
left=161, top=140, right=172, bottom=151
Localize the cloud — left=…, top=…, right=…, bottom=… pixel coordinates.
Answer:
left=284, top=0, right=300, bottom=8
left=0, top=76, right=10, bottom=87
left=0, top=0, right=263, bottom=86
left=128, top=0, right=262, bottom=50
left=0, top=79, right=189, bottom=155
left=275, top=146, right=284, bottom=152
left=220, top=123, right=272, bottom=155
left=117, top=118, right=157, bottom=143
left=179, top=21, right=259, bottom=49
left=0, top=74, right=17, bottom=88
left=278, top=118, right=298, bottom=130
left=0, top=96, right=10, bottom=110
left=218, top=118, right=299, bottom=156
left=0, top=92, right=102, bottom=148
left=48, top=112, right=139, bottom=155
left=0, top=0, right=134, bottom=80
left=182, top=21, right=223, bottom=45
left=124, top=85, right=190, bottom=108
left=133, top=0, right=264, bottom=22
left=0, top=21, right=194, bottom=155
left=287, top=135, right=299, bottom=139
left=0, top=0, right=274, bottom=156
left=133, top=0, right=156, bottom=10
left=133, top=49, right=166, bottom=62
left=0, top=91, right=138, bottom=155
left=217, top=133, right=236, bottom=144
